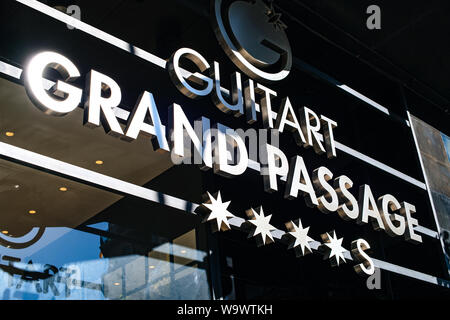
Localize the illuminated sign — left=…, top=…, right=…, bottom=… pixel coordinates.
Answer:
left=22, top=40, right=422, bottom=276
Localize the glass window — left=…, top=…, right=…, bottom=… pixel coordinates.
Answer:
left=0, top=158, right=211, bottom=300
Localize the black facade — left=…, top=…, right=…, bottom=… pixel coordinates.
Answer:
left=0, top=0, right=449, bottom=300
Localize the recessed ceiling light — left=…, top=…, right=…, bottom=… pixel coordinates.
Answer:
left=149, top=265, right=155, bottom=269
left=113, top=282, right=120, bottom=286
left=180, top=250, right=187, bottom=254
left=59, top=187, right=68, bottom=192
left=28, top=210, right=37, bottom=215
left=5, top=132, right=14, bottom=137
left=95, top=160, right=104, bottom=165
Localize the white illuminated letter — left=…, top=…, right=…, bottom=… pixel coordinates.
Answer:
left=377, top=194, right=406, bottom=237
left=357, top=185, right=385, bottom=231
left=334, top=175, right=359, bottom=221
left=84, top=70, right=123, bottom=137
left=167, top=48, right=213, bottom=99
left=169, top=104, right=212, bottom=169
left=312, top=166, right=339, bottom=213
left=285, top=156, right=318, bottom=207
left=300, top=106, right=326, bottom=154
left=24, top=51, right=82, bottom=116
left=244, top=79, right=257, bottom=124
left=256, top=84, right=277, bottom=129
left=400, top=202, right=422, bottom=244
left=211, top=61, right=244, bottom=116
left=275, top=97, right=306, bottom=146
left=320, top=115, right=338, bottom=158
left=351, top=239, right=375, bottom=276
left=214, top=123, right=249, bottom=177
left=263, top=144, right=289, bottom=193
left=124, top=91, right=169, bottom=152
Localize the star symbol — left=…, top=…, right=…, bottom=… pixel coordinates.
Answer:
left=264, top=1, right=288, bottom=31
left=284, top=219, right=315, bottom=257
left=245, top=206, right=276, bottom=247
left=320, top=230, right=347, bottom=267
left=201, top=191, right=235, bottom=232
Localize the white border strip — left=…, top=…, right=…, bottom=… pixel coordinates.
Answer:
left=337, top=85, right=410, bottom=127
left=292, top=58, right=412, bottom=127
left=338, top=84, right=390, bottom=115
left=335, top=141, right=427, bottom=190
left=0, top=62, right=22, bottom=79
left=0, top=141, right=198, bottom=214
left=15, top=0, right=167, bottom=69
left=373, top=258, right=449, bottom=287
left=414, top=225, right=439, bottom=239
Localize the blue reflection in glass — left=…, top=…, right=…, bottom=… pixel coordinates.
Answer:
left=441, top=133, right=450, bottom=164
left=0, top=225, right=210, bottom=300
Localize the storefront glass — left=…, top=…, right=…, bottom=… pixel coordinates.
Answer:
left=0, top=157, right=211, bottom=300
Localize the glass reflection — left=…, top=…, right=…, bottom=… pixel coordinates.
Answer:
left=0, top=226, right=210, bottom=300
left=0, top=155, right=211, bottom=300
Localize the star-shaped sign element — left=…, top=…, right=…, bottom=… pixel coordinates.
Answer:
left=201, top=191, right=235, bottom=232
left=245, top=206, right=276, bottom=247
left=320, top=230, right=347, bottom=267
left=284, top=219, right=315, bottom=257
left=264, top=1, right=288, bottom=30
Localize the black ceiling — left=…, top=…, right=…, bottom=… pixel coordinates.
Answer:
left=278, top=0, right=450, bottom=132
